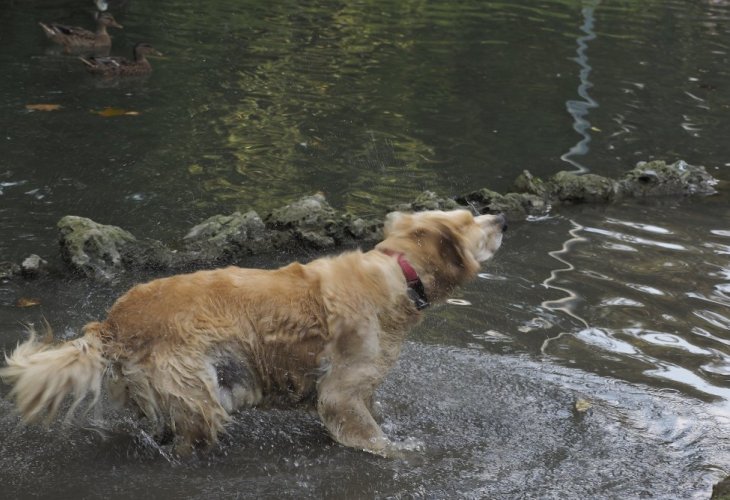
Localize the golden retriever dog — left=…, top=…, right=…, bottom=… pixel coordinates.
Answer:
left=1, top=209, right=506, bottom=457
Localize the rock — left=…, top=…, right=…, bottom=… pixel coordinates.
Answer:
left=549, top=171, right=618, bottom=204
left=20, top=254, right=48, bottom=277
left=618, top=160, right=718, bottom=197
left=0, top=261, right=21, bottom=280
left=513, top=170, right=550, bottom=198
left=454, top=189, right=546, bottom=216
left=58, top=216, right=178, bottom=279
left=184, top=210, right=271, bottom=258
left=264, top=194, right=339, bottom=249
left=340, top=213, right=382, bottom=243
left=266, top=193, right=384, bottom=249
left=58, top=216, right=138, bottom=279
left=390, top=190, right=461, bottom=213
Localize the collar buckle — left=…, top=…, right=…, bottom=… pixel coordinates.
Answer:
left=407, top=286, right=430, bottom=310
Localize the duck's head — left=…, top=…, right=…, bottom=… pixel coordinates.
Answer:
left=133, top=42, right=163, bottom=58
left=97, top=12, right=123, bottom=29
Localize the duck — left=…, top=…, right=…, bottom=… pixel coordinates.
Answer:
left=39, top=12, right=123, bottom=52
left=79, top=42, right=162, bottom=77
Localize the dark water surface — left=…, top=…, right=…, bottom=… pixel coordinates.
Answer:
left=1, top=0, right=729, bottom=498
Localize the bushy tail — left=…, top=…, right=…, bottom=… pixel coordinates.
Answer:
left=0, top=323, right=108, bottom=424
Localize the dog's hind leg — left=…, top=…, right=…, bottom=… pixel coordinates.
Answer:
left=125, top=352, right=232, bottom=456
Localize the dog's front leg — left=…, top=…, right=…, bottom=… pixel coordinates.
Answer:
left=317, top=370, right=391, bottom=456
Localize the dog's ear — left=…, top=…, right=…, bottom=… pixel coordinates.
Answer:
left=383, top=211, right=413, bottom=236
left=433, top=222, right=480, bottom=276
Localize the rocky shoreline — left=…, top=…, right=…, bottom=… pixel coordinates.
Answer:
left=0, top=159, right=720, bottom=281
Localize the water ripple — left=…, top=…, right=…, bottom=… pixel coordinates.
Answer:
left=625, top=329, right=714, bottom=356
left=584, top=226, right=687, bottom=250
left=530, top=203, right=730, bottom=408
left=693, top=309, right=730, bottom=331
left=645, top=362, right=730, bottom=404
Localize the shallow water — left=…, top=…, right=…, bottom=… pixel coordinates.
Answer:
left=1, top=343, right=727, bottom=498
left=1, top=0, right=730, bottom=498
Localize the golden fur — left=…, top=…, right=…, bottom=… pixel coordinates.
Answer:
left=1, top=209, right=505, bottom=457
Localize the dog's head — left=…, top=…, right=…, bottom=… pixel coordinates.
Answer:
left=378, top=209, right=507, bottom=301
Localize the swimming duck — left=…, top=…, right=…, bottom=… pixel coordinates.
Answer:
left=79, top=42, right=162, bottom=77
left=39, top=12, right=123, bottom=52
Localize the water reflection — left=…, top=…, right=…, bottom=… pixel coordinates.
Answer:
left=560, top=0, right=600, bottom=173
left=500, top=200, right=730, bottom=408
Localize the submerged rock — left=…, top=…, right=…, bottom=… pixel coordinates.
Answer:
left=5, top=159, right=718, bottom=280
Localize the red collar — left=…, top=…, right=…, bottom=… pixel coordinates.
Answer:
left=379, top=249, right=430, bottom=310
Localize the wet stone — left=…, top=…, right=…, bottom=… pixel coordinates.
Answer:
left=58, top=216, right=178, bottom=279
left=0, top=261, right=21, bottom=280
left=265, top=194, right=339, bottom=249
left=339, top=213, right=382, bottom=243
left=618, top=159, right=718, bottom=197
left=184, top=210, right=272, bottom=259
left=549, top=171, right=618, bottom=204
left=20, top=254, right=48, bottom=277
left=58, top=216, right=138, bottom=280
left=454, top=189, right=545, bottom=216
left=390, top=190, right=461, bottom=213
left=513, top=170, right=550, bottom=198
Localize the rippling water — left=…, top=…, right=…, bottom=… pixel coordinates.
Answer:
left=1, top=0, right=729, bottom=497
left=441, top=195, right=730, bottom=404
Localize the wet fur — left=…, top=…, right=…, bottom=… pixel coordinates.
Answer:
left=1, top=210, right=504, bottom=457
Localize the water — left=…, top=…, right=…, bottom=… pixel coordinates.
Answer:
left=1, top=0, right=729, bottom=498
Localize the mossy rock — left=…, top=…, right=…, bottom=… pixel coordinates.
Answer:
left=390, top=191, right=462, bottom=213
left=58, top=216, right=138, bottom=279
left=549, top=171, right=618, bottom=204
left=619, top=160, right=718, bottom=197
left=184, top=210, right=271, bottom=258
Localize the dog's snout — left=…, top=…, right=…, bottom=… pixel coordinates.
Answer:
left=475, top=212, right=508, bottom=233
left=495, top=213, right=508, bottom=233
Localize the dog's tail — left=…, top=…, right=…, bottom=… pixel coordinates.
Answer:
left=0, top=322, right=109, bottom=424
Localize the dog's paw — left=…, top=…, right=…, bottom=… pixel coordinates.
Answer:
left=368, top=436, right=425, bottom=459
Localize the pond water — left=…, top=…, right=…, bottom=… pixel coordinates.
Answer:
left=1, top=0, right=729, bottom=498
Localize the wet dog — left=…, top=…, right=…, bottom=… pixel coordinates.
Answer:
left=1, top=209, right=506, bottom=457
